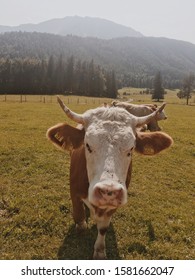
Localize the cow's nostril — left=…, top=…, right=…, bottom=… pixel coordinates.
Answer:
left=98, top=188, right=105, bottom=196
left=107, top=191, right=112, bottom=196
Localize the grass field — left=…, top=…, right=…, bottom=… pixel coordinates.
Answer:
left=0, top=93, right=195, bottom=260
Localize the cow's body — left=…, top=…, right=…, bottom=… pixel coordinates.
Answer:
left=47, top=97, right=173, bottom=259
left=112, top=101, right=167, bottom=131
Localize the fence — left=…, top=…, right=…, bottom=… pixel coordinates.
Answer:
left=0, top=94, right=112, bottom=105
left=1, top=93, right=194, bottom=105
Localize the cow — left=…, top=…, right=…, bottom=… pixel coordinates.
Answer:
left=47, top=96, right=173, bottom=259
left=111, top=101, right=167, bottom=131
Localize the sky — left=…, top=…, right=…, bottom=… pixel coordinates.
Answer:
left=0, top=0, right=195, bottom=44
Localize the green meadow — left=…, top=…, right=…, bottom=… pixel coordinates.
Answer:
left=0, top=92, right=194, bottom=260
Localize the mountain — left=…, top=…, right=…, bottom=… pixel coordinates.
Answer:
left=0, top=32, right=195, bottom=88
left=0, top=16, right=143, bottom=39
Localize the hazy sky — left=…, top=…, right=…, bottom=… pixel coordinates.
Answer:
left=0, top=0, right=194, bottom=44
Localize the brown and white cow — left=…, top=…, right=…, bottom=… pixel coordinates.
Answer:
left=112, top=101, right=167, bottom=131
left=47, top=96, right=173, bottom=259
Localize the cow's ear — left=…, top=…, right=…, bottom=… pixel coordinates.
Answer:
left=135, top=131, right=173, bottom=155
left=46, top=123, right=85, bottom=151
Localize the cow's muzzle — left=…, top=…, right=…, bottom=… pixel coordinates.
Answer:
left=91, top=180, right=127, bottom=209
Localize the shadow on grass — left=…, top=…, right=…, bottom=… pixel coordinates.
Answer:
left=58, top=223, right=121, bottom=260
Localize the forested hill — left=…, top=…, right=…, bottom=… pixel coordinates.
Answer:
left=1, top=32, right=195, bottom=88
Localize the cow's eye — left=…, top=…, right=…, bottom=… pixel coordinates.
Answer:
left=86, top=143, right=92, bottom=153
left=127, top=147, right=134, bottom=157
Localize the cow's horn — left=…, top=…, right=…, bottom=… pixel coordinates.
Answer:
left=136, top=103, right=166, bottom=127
left=57, top=96, right=84, bottom=124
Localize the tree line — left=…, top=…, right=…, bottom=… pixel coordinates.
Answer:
left=118, top=73, right=181, bottom=90
left=0, top=55, right=117, bottom=98
left=1, top=32, right=195, bottom=91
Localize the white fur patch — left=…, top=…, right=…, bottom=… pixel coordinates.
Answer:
left=81, top=107, right=136, bottom=208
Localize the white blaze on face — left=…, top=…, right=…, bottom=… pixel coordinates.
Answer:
left=82, top=107, right=136, bottom=209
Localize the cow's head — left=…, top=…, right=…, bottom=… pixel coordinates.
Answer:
left=148, top=104, right=167, bottom=121
left=47, top=97, right=172, bottom=210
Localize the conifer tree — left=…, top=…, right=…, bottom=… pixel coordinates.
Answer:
left=47, top=55, right=55, bottom=94
left=66, top=55, right=74, bottom=92
left=152, top=71, right=165, bottom=101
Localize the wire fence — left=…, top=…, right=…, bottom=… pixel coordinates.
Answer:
left=1, top=93, right=194, bottom=105
left=0, top=94, right=112, bottom=105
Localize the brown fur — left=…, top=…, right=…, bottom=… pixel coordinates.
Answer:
left=135, top=131, right=173, bottom=155
left=70, top=145, right=89, bottom=224
left=46, top=123, right=85, bottom=151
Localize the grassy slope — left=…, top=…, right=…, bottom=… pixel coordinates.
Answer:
left=0, top=95, right=194, bottom=260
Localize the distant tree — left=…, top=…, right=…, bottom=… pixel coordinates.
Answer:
left=177, top=73, right=195, bottom=105
left=105, top=70, right=117, bottom=98
left=73, top=59, right=82, bottom=93
left=79, top=61, right=88, bottom=95
left=55, top=54, right=65, bottom=93
left=66, top=55, right=74, bottom=92
left=0, top=59, right=11, bottom=93
left=39, top=59, right=47, bottom=93
left=110, top=70, right=117, bottom=98
left=47, top=55, right=55, bottom=94
left=88, top=59, right=96, bottom=96
left=95, top=66, right=106, bottom=97
left=152, top=71, right=165, bottom=101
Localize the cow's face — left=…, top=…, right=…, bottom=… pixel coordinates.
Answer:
left=83, top=108, right=136, bottom=209
left=156, top=109, right=167, bottom=121
left=53, top=97, right=168, bottom=209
